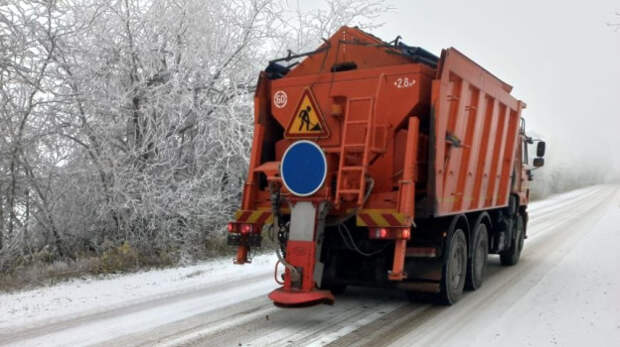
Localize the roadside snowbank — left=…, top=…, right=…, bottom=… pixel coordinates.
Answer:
left=0, top=253, right=275, bottom=330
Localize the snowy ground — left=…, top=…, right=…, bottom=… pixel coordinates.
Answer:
left=0, top=254, right=275, bottom=331
left=0, top=185, right=619, bottom=347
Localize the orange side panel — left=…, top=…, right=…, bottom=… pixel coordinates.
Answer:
left=477, top=97, right=500, bottom=210
left=432, top=48, right=522, bottom=216
left=454, top=85, right=482, bottom=211
left=496, top=108, right=521, bottom=205
left=470, top=95, right=495, bottom=209
left=486, top=103, right=508, bottom=208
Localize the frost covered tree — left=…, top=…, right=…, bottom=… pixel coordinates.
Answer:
left=0, top=0, right=73, bottom=264
left=0, top=0, right=390, bottom=270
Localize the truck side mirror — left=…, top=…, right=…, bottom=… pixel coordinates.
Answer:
left=536, top=141, right=546, bottom=157
left=533, top=157, right=544, bottom=168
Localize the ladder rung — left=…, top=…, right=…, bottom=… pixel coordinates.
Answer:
left=370, top=147, right=386, bottom=154
left=343, top=145, right=385, bottom=153
left=341, top=166, right=364, bottom=171
left=344, top=143, right=365, bottom=148
left=338, top=189, right=362, bottom=194
left=346, top=120, right=370, bottom=125
left=343, top=147, right=364, bottom=154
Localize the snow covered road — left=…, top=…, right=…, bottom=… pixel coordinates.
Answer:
left=1, top=185, right=619, bottom=347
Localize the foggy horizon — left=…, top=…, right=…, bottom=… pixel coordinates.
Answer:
left=373, top=0, right=620, bottom=180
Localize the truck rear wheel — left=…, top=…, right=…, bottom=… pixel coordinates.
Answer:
left=466, top=223, right=488, bottom=290
left=439, top=229, right=467, bottom=305
left=500, top=214, right=525, bottom=266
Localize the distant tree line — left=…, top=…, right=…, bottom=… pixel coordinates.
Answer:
left=528, top=164, right=611, bottom=201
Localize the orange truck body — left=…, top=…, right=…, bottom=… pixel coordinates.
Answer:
left=229, top=27, right=541, bottom=306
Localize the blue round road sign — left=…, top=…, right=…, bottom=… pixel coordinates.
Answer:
left=280, top=140, right=327, bottom=197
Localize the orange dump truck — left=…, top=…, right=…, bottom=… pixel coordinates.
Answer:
left=227, top=27, right=546, bottom=306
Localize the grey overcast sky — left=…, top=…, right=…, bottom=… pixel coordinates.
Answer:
left=374, top=0, right=620, bottom=178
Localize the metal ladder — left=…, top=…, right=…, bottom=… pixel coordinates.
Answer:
left=335, top=97, right=375, bottom=205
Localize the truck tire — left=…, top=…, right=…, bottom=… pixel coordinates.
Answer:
left=500, top=214, right=524, bottom=266
left=466, top=223, right=488, bottom=290
left=439, top=229, right=467, bottom=305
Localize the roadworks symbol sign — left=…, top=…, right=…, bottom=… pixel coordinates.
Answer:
left=285, top=89, right=329, bottom=138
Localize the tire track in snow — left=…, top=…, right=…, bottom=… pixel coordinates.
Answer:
left=183, top=287, right=408, bottom=347
left=0, top=272, right=272, bottom=346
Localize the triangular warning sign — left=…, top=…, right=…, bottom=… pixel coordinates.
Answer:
left=285, top=89, right=329, bottom=138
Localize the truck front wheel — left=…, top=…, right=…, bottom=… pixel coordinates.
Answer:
left=500, top=214, right=525, bottom=266
left=439, top=229, right=468, bottom=305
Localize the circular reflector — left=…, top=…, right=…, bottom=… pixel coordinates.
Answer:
left=280, top=140, right=327, bottom=197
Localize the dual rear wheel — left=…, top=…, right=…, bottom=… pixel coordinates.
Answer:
left=439, top=228, right=468, bottom=304
left=466, top=223, right=489, bottom=290
left=439, top=214, right=524, bottom=304
left=438, top=223, right=489, bottom=305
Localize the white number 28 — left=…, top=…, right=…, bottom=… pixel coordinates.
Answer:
left=394, top=77, right=416, bottom=89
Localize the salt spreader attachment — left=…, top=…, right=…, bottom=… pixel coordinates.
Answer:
left=228, top=27, right=544, bottom=307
